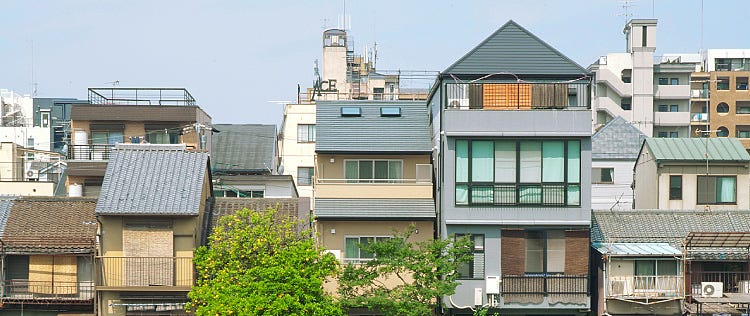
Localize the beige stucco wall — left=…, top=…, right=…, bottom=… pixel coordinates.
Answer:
left=659, top=164, right=749, bottom=209
left=315, top=183, right=432, bottom=199
left=70, top=120, right=200, bottom=148
left=315, top=154, right=430, bottom=180
left=0, top=142, right=21, bottom=181
left=279, top=102, right=316, bottom=200
left=634, top=147, right=659, bottom=209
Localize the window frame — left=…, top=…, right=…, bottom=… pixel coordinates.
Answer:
left=669, top=104, right=679, bottom=112
left=455, top=234, right=485, bottom=280
left=670, top=78, right=679, bottom=85
left=592, top=167, right=614, bottom=184
left=297, top=167, right=314, bottom=186
left=344, top=159, right=403, bottom=183
left=669, top=175, right=682, bottom=200
left=341, top=107, right=362, bottom=117
left=380, top=107, right=402, bottom=117
left=524, top=230, right=566, bottom=275
left=658, top=78, right=669, bottom=85
left=344, top=235, right=391, bottom=264
left=297, top=124, right=316, bottom=143
left=697, top=175, right=737, bottom=205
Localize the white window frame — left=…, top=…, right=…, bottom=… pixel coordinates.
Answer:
left=343, top=159, right=404, bottom=183
left=344, top=235, right=392, bottom=264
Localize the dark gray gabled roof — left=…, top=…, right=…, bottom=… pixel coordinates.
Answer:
left=316, top=101, right=431, bottom=153
left=212, top=124, right=276, bottom=173
left=314, top=198, right=435, bottom=219
left=443, top=20, right=589, bottom=76
left=592, top=117, right=646, bottom=160
left=96, top=145, right=210, bottom=216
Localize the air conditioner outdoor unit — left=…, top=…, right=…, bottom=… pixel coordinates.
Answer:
left=26, top=169, right=39, bottom=180
left=448, top=98, right=469, bottom=109
left=701, top=282, right=723, bottom=298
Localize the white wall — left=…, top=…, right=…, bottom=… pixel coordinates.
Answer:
left=279, top=102, right=316, bottom=200
left=592, top=160, right=635, bottom=210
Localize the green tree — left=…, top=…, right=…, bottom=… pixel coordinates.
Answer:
left=188, top=208, right=343, bottom=316
left=338, top=227, right=473, bottom=316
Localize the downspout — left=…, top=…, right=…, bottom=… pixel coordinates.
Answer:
left=0, top=238, right=5, bottom=301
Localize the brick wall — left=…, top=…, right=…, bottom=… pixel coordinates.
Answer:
left=501, top=229, right=525, bottom=275
left=565, top=229, right=590, bottom=275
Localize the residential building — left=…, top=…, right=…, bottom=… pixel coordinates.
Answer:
left=211, top=197, right=309, bottom=233
left=691, top=49, right=750, bottom=148
left=633, top=137, right=750, bottom=209
left=592, top=210, right=750, bottom=315
left=0, top=197, right=97, bottom=315
left=0, top=142, right=56, bottom=196
left=591, top=117, right=646, bottom=210
left=313, top=100, right=435, bottom=300
left=429, top=20, right=592, bottom=315
left=94, top=144, right=213, bottom=316
left=33, top=97, right=88, bottom=154
left=67, top=87, right=212, bottom=197
left=590, top=19, right=699, bottom=137
left=279, top=101, right=317, bottom=200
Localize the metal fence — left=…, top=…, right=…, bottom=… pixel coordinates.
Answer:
left=502, top=274, right=589, bottom=296
left=96, top=257, right=193, bottom=287
left=608, top=275, right=684, bottom=298
left=2, top=280, right=94, bottom=302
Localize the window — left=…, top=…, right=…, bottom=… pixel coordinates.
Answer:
left=621, top=98, right=632, bottom=110
left=40, top=112, right=50, bottom=128
left=717, top=102, right=730, bottom=113
left=670, top=105, right=679, bottom=112
left=697, top=176, right=736, bottom=204
left=373, top=88, right=385, bottom=100
left=717, top=77, right=730, bottom=90
left=657, top=132, right=668, bottom=138
left=341, top=107, right=361, bottom=117
left=217, top=190, right=264, bottom=198
left=634, top=260, right=679, bottom=290
left=455, top=139, right=581, bottom=206
left=297, top=124, right=316, bottom=143
left=658, top=78, right=669, bottom=85
left=345, top=160, right=402, bottom=183
left=738, top=107, right=750, bottom=114
left=658, top=105, right=668, bottom=112
left=297, top=167, right=314, bottom=186
left=146, top=130, right=179, bottom=144
left=26, top=137, right=34, bottom=160
left=380, top=107, right=401, bottom=117
left=717, top=126, right=729, bottom=137
left=670, top=78, right=679, bottom=85
left=738, top=77, right=749, bottom=90
left=669, top=175, right=682, bottom=200
left=592, top=168, right=614, bottom=184
left=739, top=130, right=750, bottom=138
left=91, top=130, right=123, bottom=145
left=456, top=234, right=484, bottom=279
left=669, top=131, right=679, bottom=138
left=344, top=236, right=390, bottom=264
left=641, top=25, right=647, bottom=47
left=525, top=230, right=565, bottom=274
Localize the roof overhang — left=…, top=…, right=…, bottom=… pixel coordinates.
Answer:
left=594, top=242, right=682, bottom=257
left=684, top=232, right=750, bottom=249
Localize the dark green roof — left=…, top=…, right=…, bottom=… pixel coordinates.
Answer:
left=642, top=137, right=750, bottom=162
left=443, top=20, right=589, bottom=76
left=212, top=124, right=276, bottom=173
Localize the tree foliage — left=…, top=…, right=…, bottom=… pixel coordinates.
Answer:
left=337, top=227, right=473, bottom=316
left=187, top=208, right=343, bottom=316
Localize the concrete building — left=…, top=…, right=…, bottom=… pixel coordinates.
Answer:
left=279, top=101, right=317, bottom=200
left=591, top=117, right=646, bottom=210
left=429, top=20, right=592, bottom=315
left=633, top=138, right=750, bottom=210
left=590, top=19, right=699, bottom=138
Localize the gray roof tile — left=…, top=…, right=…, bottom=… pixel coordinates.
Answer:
left=212, top=124, right=276, bottom=173
left=316, top=101, right=431, bottom=153
left=592, top=117, right=646, bottom=160
left=443, top=20, right=589, bottom=76
left=96, top=146, right=209, bottom=216
left=0, top=197, right=15, bottom=236
left=314, top=198, right=435, bottom=219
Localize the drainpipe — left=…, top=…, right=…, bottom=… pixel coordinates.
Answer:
left=0, top=238, right=5, bottom=300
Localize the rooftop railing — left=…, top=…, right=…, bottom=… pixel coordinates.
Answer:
left=444, top=82, right=590, bottom=110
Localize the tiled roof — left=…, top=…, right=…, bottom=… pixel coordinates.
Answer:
left=592, top=117, right=646, bottom=160
left=314, top=198, right=435, bottom=219
left=443, top=20, right=589, bottom=76
left=0, top=197, right=15, bottom=236
left=592, top=209, right=750, bottom=259
left=316, top=101, right=431, bottom=153
left=643, top=137, right=750, bottom=162
left=211, top=197, right=303, bottom=228
left=212, top=124, right=276, bottom=173
left=1, top=197, right=97, bottom=254
left=96, top=146, right=209, bottom=216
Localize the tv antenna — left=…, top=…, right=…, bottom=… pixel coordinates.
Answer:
left=617, top=0, right=636, bottom=23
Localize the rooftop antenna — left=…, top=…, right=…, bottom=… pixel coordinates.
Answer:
left=322, top=18, right=330, bottom=30
left=618, top=0, right=636, bottom=23
left=30, top=40, right=37, bottom=97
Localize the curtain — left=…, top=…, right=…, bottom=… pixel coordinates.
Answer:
left=546, top=231, right=566, bottom=273
left=542, top=141, right=565, bottom=182
left=494, top=141, right=516, bottom=182
left=345, top=237, right=358, bottom=259
left=520, top=141, right=541, bottom=183
left=456, top=185, right=469, bottom=205
left=718, top=177, right=736, bottom=203
left=567, top=140, right=581, bottom=183
left=456, top=140, right=469, bottom=182
left=374, top=161, right=389, bottom=180
left=359, top=161, right=373, bottom=181
left=345, top=161, right=358, bottom=182
left=388, top=161, right=402, bottom=181
left=471, top=141, right=493, bottom=182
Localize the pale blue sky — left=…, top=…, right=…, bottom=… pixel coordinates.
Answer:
left=0, top=0, right=745, bottom=124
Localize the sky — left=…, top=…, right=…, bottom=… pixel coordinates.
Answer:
left=0, top=0, right=747, bottom=125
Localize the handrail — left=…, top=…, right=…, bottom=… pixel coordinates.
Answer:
left=316, top=178, right=431, bottom=184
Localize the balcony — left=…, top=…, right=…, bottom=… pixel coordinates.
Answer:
left=315, top=178, right=432, bottom=199
left=1, top=280, right=94, bottom=304
left=457, top=183, right=580, bottom=207
left=607, top=275, right=684, bottom=299
left=654, top=85, right=690, bottom=100
left=502, top=274, right=589, bottom=305
left=96, top=257, right=193, bottom=291
left=68, top=144, right=114, bottom=161
left=691, top=89, right=709, bottom=99
left=691, top=113, right=709, bottom=123
left=690, top=271, right=750, bottom=294
left=654, top=111, right=690, bottom=127
left=444, top=82, right=590, bottom=110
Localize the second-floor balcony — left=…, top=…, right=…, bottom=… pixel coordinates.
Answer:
left=457, top=183, right=581, bottom=207
left=654, top=84, right=690, bottom=100
left=690, top=271, right=750, bottom=295
left=68, top=144, right=114, bottom=161
left=502, top=274, right=589, bottom=305
left=691, top=113, right=709, bottom=123
left=691, top=89, right=709, bottom=99
left=607, top=275, right=684, bottom=299
left=96, top=257, right=193, bottom=291
left=315, top=177, right=432, bottom=199
left=654, top=111, right=690, bottom=127
left=444, top=82, right=590, bottom=110
left=1, top=280, right=94, bottom=304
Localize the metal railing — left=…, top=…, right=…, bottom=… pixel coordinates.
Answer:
left=690, top=271, right=750, bottom=294
left=88, top=87, right=196, bottom=106
left=608, top=275, right=684, bottom=298
left=296, top=91, right=429, bottom=103
left=444, top=82, right=590, bottom=110
left=458, top=183, right=580, bottom=206
left=502, top=274, right=589, bottom=295
left=316, top=178, right=432, bottom=184
left=68, top=144, right=114, bottom=160
left=2, top=280, right=94, bottom=302
left=96, top=257, right=193, bottom=288
left=691, top=89, right=709, bottom=98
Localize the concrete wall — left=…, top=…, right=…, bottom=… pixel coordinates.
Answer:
left=0, top=142, right=20, bottom=181
left=633, top=147, right=659, bottom=209
left=592, top=159, right=635, bottom=210
left=659, top=164, right=749, bottom=209
left=279, top=102, right=316, bottom=200
left=0, top=181, right=54, bottom=196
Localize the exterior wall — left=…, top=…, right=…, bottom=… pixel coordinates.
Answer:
left=0, top=142, right=20, bottom=181
left=659, top=164, right=750, bottom=209
left=213, top=176, right=297, bottom=198
left=707, top=71, right=750, bottom=148
left=0, top=181, right=54, bottom=196
left=69, top=120, right=201, bottom=149
left=0, top=126, right=51, bottom=151
left=279, top=102, right=316, bottom=200
left=592, top=159, right=635, bottom=210
left=315, top=154, right=430, bottom=180
left=633, top=148, right=659, bottom=209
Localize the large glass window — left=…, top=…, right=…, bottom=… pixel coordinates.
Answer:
left=697, top=176, right=736, bottom=204
left=455, top=139, right=581, bottom=206
left=456, top=234, right=484, bottom=279
left=525, top=230, right=565, bottom=274
left=297, top=124, right=316, bottom=143
left=345, top=160, right=403, bottom=183
left=344, top=236, right=390, bottom=264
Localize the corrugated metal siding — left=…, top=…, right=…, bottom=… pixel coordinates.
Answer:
left=314, top=198, right=435, bottom=219
left=443, top=20, right=589, bottom=76
left=593, top=242, right=681, bottom=256
left=71, top=105, right=199, bottom=122
left=316, top=101, right=431, bottom=152
left=211, top=124, right=276, bottom=172
left=96, top=148, right=209, bottom=215
left=645, top=137, right=750, bottom=162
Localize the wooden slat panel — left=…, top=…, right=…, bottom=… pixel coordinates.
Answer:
left=29, top=255, right=53, bottom=294
left=54, top=256, right=78, bottom=294
left=483, top=84, right=532, bottom=110
left=123, top=225, right=174, bottom=286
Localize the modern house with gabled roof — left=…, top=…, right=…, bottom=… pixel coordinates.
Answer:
left=428, top=20, right=592, bottom=315
left=633, top=137, right=750, bottom=210
left=592, top=116, right=646, bottom=210
left=94, top=143, right=213, bottom=316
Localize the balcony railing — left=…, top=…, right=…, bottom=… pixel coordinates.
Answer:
left=691, top=89, right=709, bottom=98
left=444, top=82, right=590, bottom=110
left=2, top=280, right=94, bottom=303
left=607, top=275, right=684, bottom=299
left=457, top=183, right=580, bottom=206
left=96, top=257, right=193, bottom=288
left=316, top=178, right=431, bottom=184
left=68, top=144, right=114, bottom=160
left=690, top=271, right=750, bottom=294
left=502, top=274, right=589, bottom=305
